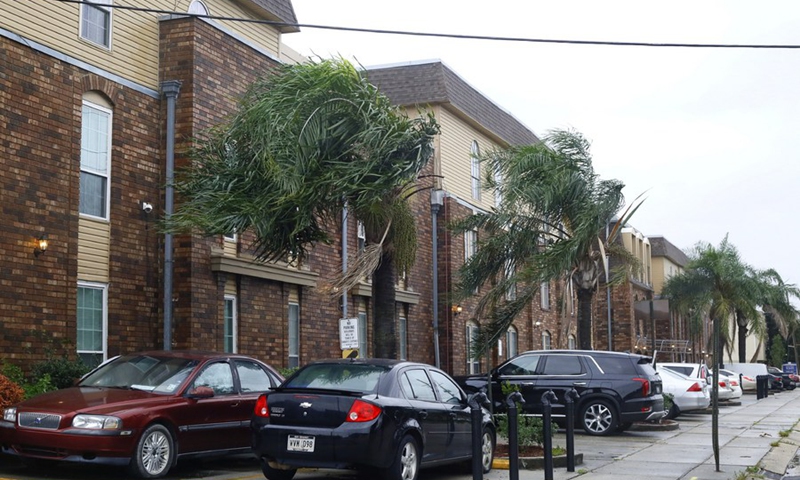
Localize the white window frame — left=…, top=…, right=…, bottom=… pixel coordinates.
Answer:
left=542, top=330, right=552, bottom=350
left=80, top=0, right=112, bottom=49
left=357, top=220, right=366, bottom=252
left=467, top=321, right=480, bottom=374
left=494, top=167, right=504, bottom=208
left=464, top=229, right=477, bottom=262
left=223, top=231, right=237, bottom=242
left=568, top=334, right=576, bottom=350
left=504, top=259, right=516, bottom=301
left=506, top=326, right=518, bottom=359
left=80, top=100, right=112, bottom=220
left=288, top=302, right=300, bottom=367
left=398, top=316, right=408, bottom=360
left=188, top=0, right=210, bottom=15
left=77, top=281, right=108, bottom=366
left=540, top=282, right=550, bottom=310
left=470, top=141, right=481, bottom=200
left=224, top=295, right=237, bottom=353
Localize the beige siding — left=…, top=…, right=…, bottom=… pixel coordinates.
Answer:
left=288, top=285, right=299, bottom=304
left=0, top=0, right=282, bottom=90
left=438, top=108, right=502, bottom=211
left=225, top=274, right=237, bottom=296
left=223, top=236, right=237, bottom=256
left=78, top=217, right=110, bottom=282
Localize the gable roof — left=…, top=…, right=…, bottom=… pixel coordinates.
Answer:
left=649, top=236, right=690, bottom=267
left=246, top=0, right=299, bottom=33
left=365, top=60, right=539, bottom=147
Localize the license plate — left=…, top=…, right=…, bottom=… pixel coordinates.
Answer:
left=287, top=435, right=315, bottom=452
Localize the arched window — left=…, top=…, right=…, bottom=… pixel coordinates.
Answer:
left=80, top=92, right=113, bottom=220
left=542, top=330, right=552, bottom=350
left=188, top=0, right=209, bottom=15
left=506, top=326, right=518, bottom=359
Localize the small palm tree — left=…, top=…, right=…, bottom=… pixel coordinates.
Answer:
left=168, top=58, right=439, bottom=358
left=453, top=129, right=642, bottom=355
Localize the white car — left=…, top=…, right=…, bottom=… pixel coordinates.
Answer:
left=658, top=366, right=710, bottom=419
left=719, top=369, right=745, bottom=399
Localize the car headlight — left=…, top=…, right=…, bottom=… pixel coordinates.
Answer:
left=72, top=414, right=122, bottom=430
left=3, top=407, right=16, bottom=423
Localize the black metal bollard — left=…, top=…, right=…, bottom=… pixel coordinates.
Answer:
left=541, top=390, right=557, bottom=480
left=506, top=391, right=524, bottom=480
left=757, top=375, right=767, bottom=399
left=565, top=388, right=580, bottom=472
left=468, top=392, right=488, bottom=480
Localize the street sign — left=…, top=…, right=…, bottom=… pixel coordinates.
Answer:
left=339, top=317, right=359, bottom=350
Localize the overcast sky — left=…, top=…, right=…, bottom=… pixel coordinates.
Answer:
left=283, top=1, right=800, bottom=295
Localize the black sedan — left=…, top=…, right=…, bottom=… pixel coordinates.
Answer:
left=251, top=358, right=495, bottom=480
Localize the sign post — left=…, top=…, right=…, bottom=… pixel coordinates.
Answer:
left=339, top=317, right=359, bottom=358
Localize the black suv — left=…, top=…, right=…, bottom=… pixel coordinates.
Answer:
left=456, top=350, right=665, bottom=436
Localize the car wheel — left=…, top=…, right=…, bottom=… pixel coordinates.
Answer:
left=260, top=460, right=297, bottom=480
left=383, top=435, right=420, bottom=480
left=479, top=427, right=495, bottom=473
left=666, top=403, right=680, bottom=420
left=580, top=399, right=617, bottom=436
left=129, top=424, right=173, bottom=478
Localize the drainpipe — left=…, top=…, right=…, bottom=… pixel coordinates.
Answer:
left=431, top=189, right=445, bottom=368
left=161, top=80, right=181, bottom=351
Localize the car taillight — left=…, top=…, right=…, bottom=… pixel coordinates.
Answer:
left=743, top=376, right=755, bottom=382
left=633, top=377, right=651, bottom=396
left=254, top=395, right=269, bottom=417
left=346, top=400, right=382, bottom=422
left=730, top=380, right=739, bottom=386
left=719, top=381, right=727, bottom=388
left=687, top=382, right=703, bottom=392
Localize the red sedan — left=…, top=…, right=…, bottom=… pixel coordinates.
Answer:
left=0, top=351, right=282, bottom=478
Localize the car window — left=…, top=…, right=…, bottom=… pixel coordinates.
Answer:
left=191, top=362, right=235, bottom=395
left=80, top=355, right=198, bottom=394
left=401, top=369, right=437, bottom=402
left=498, top=354, right=541, bottom=376
left=593, top=356, right=637, bottom=375
left=429, top=370, right=463, bottom=405
left=284, top=364, right=384, bottom=392
left=662, top=365, right=692, bottom=376
left=541, top=355, right=583, bottom=375
left=235, top=360, right=273, bottom=392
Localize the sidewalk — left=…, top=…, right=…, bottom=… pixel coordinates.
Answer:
left=482, top=387, right=800, bottom=480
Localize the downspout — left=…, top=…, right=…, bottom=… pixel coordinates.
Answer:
left=161, top=80, right=181, bottom=351
left=431, top=190, right=445, bottom=368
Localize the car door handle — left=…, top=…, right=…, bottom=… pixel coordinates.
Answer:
left=573, top=382, right=587, bottom=387
left=419, top=410, right=428, bottom=419
left=521, top=382, right=535, bottom=386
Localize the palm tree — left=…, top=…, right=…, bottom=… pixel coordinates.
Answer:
left=168, top=58, right=439, bottom=358
left=453, top=129, right=641, bottom=355
left=753, top=269, right=800, bottom=364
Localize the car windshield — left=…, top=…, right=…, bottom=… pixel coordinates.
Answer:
left=79, top=354, right=199, bottom=394
left=284, top=364, right=387, bottom=393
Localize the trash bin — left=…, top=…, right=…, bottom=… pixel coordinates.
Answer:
left=756, top=375, right=769, bottom=399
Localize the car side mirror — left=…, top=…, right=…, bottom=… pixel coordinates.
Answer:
left=186, top=386, right=215, bottom=399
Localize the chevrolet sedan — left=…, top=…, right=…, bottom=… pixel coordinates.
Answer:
left=251, top=358, right=495, bottom=480
left=0, top=351, right=283, bottom=478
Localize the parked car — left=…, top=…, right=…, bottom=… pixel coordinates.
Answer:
left=657, top=367, right=709, bottom=419
left=251, top=358, right=495, bottom=480
left=768, top=367, right=796, bottom=390
left=716, top=371, right=743, bottom=400
left=0, top=351, right=283, bottom=478
left=722, top=363, right=770, bottom=392
left=658, top=362, right=709, bottom=386
left=455, top=350, right=665, bottom=436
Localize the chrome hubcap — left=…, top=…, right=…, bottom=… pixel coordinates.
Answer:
left=481, top=432, right=493, bottom=470
left=141, top=430, right=170, bottom=475
left=584, top=404, right=613, bottom=433
left=400, top=441, right=418, bottom=480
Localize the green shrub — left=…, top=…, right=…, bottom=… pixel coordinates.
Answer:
left=22, top=374, right=55, bottom=400
left=32, top=357, right=90, bottom=390
left=495, top=381, right=557, bottom=447
left=279, top=366, right=299, bottom=379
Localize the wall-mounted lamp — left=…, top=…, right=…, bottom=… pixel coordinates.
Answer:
left=533, top=321, right=542, bottom=327
left=34, top=234, right=48, bottom=257
left=451, top=305, right=462, bottom=316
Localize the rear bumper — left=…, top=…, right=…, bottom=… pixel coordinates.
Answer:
left=620, top=396, right=666, bottom=423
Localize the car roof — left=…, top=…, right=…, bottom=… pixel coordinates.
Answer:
left=121, top=350, right=261, bottom=361
left=518, top=349, right=651, bottom=360
left=301, top=358, right=436, bottom=370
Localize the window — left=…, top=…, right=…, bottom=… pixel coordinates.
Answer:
left=80, top=101, right=112, bottom=219
left=568, top=334, right=576, bottom=350
left=358, top=312, right=368, bottom=358
left=542, top=330, right=552, bottom=350
left=401, top=369, right=437, bottom=401
left=234, top=360, right=277, bottom=392
left=470, top=140, right=481, bottom=200
left=357, top=221, right=366, bottom=253
left=494, top=166, right=504, bottom=208
left=288, top=303, right=299, bottom=367
left=188, top=0, right=209, bottom=15
left=77, top=282, right=107, bottom=367
left=191, top=362, right=234, bottom=395
left=499, top=353, right=541, bottom=376
left=504, top=259, right=516, bottom=301
left=467, top=322, right=480, bottom=374
left=398, top=316, right=408, bottom=360
left=224, top=295, right=236, bottom=353
left=506, top=326, right=518, bottom=359
left=223, top=232, right=236, bottom=242
left=541, top=355, right=583, bottom=375
left=430, top=370, right=463, bottom=404
left=80, top=0, right=112, bottom=48
left=464, top=229, right=477, bottom=262
left=540, top=282, right=550, bottom=310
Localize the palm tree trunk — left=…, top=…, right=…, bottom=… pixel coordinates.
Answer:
left=372, top=250, right=397, bottom=358
left=577, top=288, right=594, bottom=350
left=737, top=312, right=748, bottom=363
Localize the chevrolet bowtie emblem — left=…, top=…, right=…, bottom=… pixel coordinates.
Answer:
left=299, top=402, right=312, bottom=409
